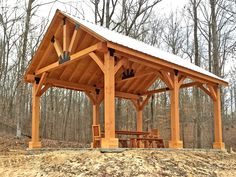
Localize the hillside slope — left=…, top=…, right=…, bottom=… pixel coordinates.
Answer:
left=0, top=134, right=236, bottom=177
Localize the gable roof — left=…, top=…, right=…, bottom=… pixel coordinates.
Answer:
left=25, top=10, right=228, bottom=89
left=62, top=11, right=227, bottom=85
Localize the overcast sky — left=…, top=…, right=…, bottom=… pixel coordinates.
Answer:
left=35, top=0, right=188, bottom=23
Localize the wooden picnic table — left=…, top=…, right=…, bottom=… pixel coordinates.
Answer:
left=115, top=130, right=150, bottom=136
left=115, top=130, right=150, bottom=148
left=101, top=130, right=164, bottom=148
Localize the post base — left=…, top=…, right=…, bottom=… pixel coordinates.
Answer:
left=101, top=138, right=119, bottom=148
left=169, top=140, right=183, bottom=148
left=213, top=142, right=225, bottom=150
left=29, top=141, right=42, bottom=149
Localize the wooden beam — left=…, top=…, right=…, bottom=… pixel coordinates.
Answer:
left=137, top=109, right=143, bottom=131
left=115, top=91, right=139, bottom=100
left=25, top=74, right=35, bottom=83
left=68, top=26, right=79, bottom=53
left=46, top=78, right=138, bottom=100
left=46, top=78, right=97, bottom=93
left=142, top=81, right=200, bottom=96
left=114, top=59, right=126, bottom=74
left=38, top=84, right=51, bottom=96
left=35, top=72, right=48, bottom=96
left=63, top=18, right=68, bottom=52
left=178, top=75, right=186, bottom=87
left=213, top=86, right=225, bottom=149
left=89, top=52, right=105, bottom=73
left=140, top=95, right=151, bottom=110
left=53, top=37, right=63, bottom=57
left=108, top=42, right=228, bottom=86
left=124, top=55, right=162, bottom=71
left=207, top=84, right=217, bottom=101
left=130, top=99, right=139, bottom=110
left=169, top=73, right=183, bottom=148
left=35, top=43, right=101, bottom=75
left=198, top=84, right=213, bottom=99
left=160, top=70, right=173, bottom=89
left=85, top=91, right=96, bottom=104
left=29, top=83, right=41, bottom=149
left=101, top=50, right=118, bottom=148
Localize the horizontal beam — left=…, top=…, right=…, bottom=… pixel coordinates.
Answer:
left=108, top=42, right=228, bottom=86
left=115, top=91, right=139, bottom=100
left=46, top=78, right=139, bottom=100
left=35, top=42, right=102, bottom=76
left=142, top=81, right=199, bottom=96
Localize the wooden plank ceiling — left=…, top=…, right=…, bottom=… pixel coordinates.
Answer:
left=25, top=11, right=160, bottom=96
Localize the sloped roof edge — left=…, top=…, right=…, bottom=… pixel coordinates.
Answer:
left=61, top=11, right=228, bottom=85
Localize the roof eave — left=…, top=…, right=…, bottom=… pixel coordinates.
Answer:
left=107, top=41, right=228, bottom=86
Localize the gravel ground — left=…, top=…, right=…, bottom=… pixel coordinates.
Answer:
left=0, top=134, right=236, bottom=177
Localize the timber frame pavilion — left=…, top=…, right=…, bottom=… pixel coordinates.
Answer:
left=24, top=10, right=228, bottom=149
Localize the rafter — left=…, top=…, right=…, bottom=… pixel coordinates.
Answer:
left=68, top=24, right=79, bottom=53
left=35, top=42, right=101, bottom=76
left=63, top=17, right=69, bottom=52
left=52, top=37, right=63, bottom=57
left=109, top=42, right=228, bottom=86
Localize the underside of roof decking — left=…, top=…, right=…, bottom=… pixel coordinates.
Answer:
left=24, top=10, right=228, bottom=100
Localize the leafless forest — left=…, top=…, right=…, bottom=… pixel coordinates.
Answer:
left=0, top=0, right=236, bottom=149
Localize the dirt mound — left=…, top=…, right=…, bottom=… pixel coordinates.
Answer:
left=0, top=133, right=236, bottom=177
left=0, top=149, right=236, bottom=177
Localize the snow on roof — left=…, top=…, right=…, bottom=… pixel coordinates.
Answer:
left=64, top=12, right=227, bottom=83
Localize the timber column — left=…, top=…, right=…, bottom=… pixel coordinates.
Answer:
left=29, top=82, right=41, bottom=148
left=213, top=87, right=225, bottom=149
left=101, top=49, right=118, bottom=148
left=169, top=73, right=183, bottom=148
left=137, top=108, right=143, bottom=132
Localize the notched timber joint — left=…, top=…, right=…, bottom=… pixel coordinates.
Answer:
left=63, top=17, right=67, bottom=25
left=108, top=48, right=115, bottom=57
left=174, top=69, right=179, bottom=76
left=95, top=88, right=100, bottom=95
left=35, top=77, right=40, bottom=84
left=75, top=23, right=80, bottom=30
left=59, top=51, right=70, bottom=64
left=51, top=36, right=55, bottom=43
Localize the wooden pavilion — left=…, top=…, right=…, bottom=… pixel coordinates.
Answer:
left=24, top=10, right=228, bottom=149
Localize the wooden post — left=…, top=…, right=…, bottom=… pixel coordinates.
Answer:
left=213, top=87, right=225, bottom=149
left=101, top=50, right=118, bottom=148
left=169, top=73, right=183, bottom=148
left=29, top=83, right=41, bottom=149
left=93, top=103, right=100, bottom=125
left=137, top=109, right=143, bottom=132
